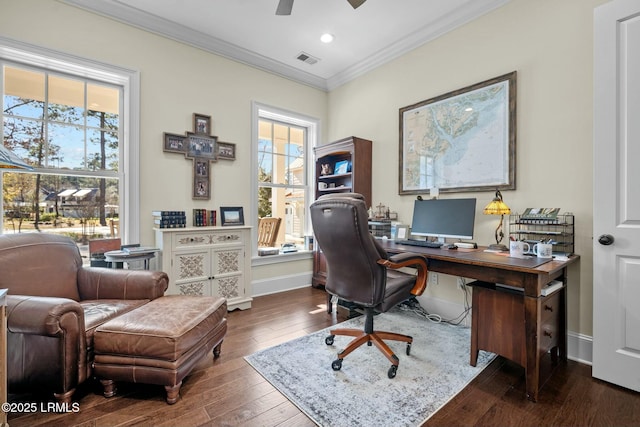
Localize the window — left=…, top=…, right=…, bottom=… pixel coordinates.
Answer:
left=253, top=103, right=317, bottom=257
left=1, top=39, right=140, bottom=256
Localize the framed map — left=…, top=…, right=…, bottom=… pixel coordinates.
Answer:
left=399, top=71, right=516, bottom=195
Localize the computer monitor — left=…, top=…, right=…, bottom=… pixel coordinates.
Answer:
left=410, top=198, right=477, bottom=243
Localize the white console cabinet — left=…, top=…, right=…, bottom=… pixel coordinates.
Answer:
left=155, top=226, right=252, bottom=310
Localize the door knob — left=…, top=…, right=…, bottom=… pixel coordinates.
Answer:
left=598, top=234, right=614, bottom=245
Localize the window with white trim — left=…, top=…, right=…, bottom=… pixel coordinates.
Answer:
left=253, top=103, right=317, bottom=257
left=1, top=39, right=139, bottom=259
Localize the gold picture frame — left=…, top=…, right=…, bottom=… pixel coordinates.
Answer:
left=399, top=71, right=516, bottom=195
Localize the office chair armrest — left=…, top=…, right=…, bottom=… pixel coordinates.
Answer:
left=378, top=253, right=429, bottom=296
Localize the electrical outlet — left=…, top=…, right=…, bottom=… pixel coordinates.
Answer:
left=429, top=272, right=438, bottom=285
left=457, top=277, right=466, bottom=289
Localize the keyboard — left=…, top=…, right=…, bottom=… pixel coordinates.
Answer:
left=395, top=239, right=443, bottom=248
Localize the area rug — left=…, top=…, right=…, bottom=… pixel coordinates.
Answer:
left=245, top=308, right=495, bottom=427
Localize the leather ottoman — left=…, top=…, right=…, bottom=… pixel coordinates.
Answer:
left=93, top=295, right=227, bottom=404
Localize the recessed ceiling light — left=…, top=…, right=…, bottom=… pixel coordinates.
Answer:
left=320, top=33, right=334, bottom=43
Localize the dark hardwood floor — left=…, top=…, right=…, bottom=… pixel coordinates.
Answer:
left=8, top=286, right=640, bottom=426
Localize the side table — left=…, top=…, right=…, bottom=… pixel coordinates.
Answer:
left=104, top=250, right=156, bottom=270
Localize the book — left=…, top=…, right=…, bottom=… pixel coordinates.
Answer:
left=192, top=209, right=217, bottom=227
left=151, top=210, right=185, bottom=217
left=153, top=210, right=186, bottom=228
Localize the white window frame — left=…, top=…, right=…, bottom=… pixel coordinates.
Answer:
left=0, top=36, right=141, bottom=242
left=251, top=101, right=319, bottom=264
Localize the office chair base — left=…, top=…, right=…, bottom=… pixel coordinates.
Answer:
left=326, top=328, right=412, bottom=378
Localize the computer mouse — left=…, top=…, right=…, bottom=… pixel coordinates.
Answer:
left=447, top=244, right=458, bottom=250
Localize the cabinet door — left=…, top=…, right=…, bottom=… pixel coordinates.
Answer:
left=211, top=246, right=244, bottom=300
left=173, top=248, right=212, bottom=296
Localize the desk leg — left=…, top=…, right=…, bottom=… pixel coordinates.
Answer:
left=559, top=281, right=568, bottom=362
left=524, top=295, right=540, bottom=402
left=470, top=289, right=480, bottom=367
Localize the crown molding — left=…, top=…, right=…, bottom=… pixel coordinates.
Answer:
left=60, top=0, right=329, bottom=90
left=60, top=0, right=510, bottom=92
left=325, top=0, right=510, bottom=90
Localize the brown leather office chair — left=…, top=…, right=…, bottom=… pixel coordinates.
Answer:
left=310, top=193, right=429, bottom=378
left=257, top=217, right=281, bottom=247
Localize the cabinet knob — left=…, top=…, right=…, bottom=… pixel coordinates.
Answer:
left=544, top=330, right=553, bottom=338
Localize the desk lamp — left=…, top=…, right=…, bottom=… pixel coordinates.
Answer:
left=0, top=144, right=33, bottom=170
left=483, top=189, right=511, bottom=251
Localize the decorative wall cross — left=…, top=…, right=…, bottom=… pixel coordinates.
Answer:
left=163, top=113, right=236, bottom=200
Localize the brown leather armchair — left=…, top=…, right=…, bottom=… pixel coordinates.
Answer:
left=310, top=193, right=429, bottom=378
left=0, top=233, right=168, bottom=404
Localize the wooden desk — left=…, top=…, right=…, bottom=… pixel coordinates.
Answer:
left=379, top=240, right=579, bottom=401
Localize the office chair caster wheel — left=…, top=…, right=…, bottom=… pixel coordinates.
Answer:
left=325, top=335, right=335, bottom=345
left=406, top=343, right=411, bottom=356
left=388, top=365, right=397, bottom=379
left=332, top=359, right=343, bottom=371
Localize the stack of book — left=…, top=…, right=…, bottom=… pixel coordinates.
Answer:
left=152, top=210, right=186, bottom=228
left=193, top=209, right=216, bottom=227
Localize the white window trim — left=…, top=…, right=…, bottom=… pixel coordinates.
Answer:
left=250, top=101, right=320, bottom=264
left=0, top=36, right=141, bottom=242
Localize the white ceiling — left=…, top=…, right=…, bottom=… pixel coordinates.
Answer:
left=61, top=0, right=511, bottom=91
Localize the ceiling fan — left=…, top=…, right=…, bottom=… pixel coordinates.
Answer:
left=276, top=0, right=366, bottom=16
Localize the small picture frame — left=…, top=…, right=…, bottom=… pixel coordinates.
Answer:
left=194, top=158, right=209, bottom=177
left=395, top=225, right=409, bottom=240
left=193, top=113, right=211, bottom=135
left=220, top=206, right=244, bottom=226
left=217, top=141, right=236, bottom=160
left=193, top=176, right=210, bottom=200
left=186, top=133, right=217, bottom=159
left=334, top=160, right=350, bottom=175
left=163, top=133, right=187, bottom=153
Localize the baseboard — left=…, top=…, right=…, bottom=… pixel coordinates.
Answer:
left=567, top=331, right=593, bottom=365
left=252, top=272, right=313, bottom=297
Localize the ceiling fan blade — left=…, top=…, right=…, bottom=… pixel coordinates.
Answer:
left=276, top=0, right=294, bottom=15
left=347, top=0, right=366, bottom=9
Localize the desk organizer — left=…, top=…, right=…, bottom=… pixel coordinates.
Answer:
left=509, top=213, right=574, bottom=256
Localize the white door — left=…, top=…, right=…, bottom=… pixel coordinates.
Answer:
left=593, top=0, right=640, bottom=392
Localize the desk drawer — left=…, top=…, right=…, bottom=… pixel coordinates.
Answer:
left=540, top=321, right=559, bottom=354
left=541, top=291, right=561, bottom=324
left=539, top=292, right=560, bottom=353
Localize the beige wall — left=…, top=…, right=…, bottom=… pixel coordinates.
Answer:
left=327, top=0, right=606, bottom=336
left=1, top=0, right=605, bottom=337
left=0, top=0, right=326, bottom=280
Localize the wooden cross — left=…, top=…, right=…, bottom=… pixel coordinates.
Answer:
left=162, top=113, right=236, bottom=200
